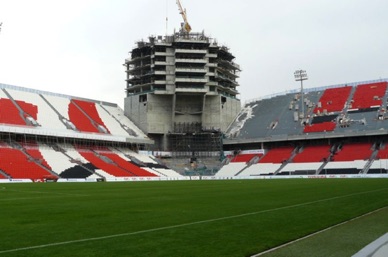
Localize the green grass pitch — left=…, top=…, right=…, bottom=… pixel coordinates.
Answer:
left=0, top=179, right=388, bottom=257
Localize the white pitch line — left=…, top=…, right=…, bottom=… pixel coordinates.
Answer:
left=0, top=187, right=387, bottom=254
left=0, top=196, right=64, bottom=202
left=2, top=188, right=89, bottom=197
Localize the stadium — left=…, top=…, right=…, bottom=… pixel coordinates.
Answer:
left=1, top=1, right=388, bottom=257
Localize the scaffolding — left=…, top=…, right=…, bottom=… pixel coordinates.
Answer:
left=167, top=131, right=222, bottom=157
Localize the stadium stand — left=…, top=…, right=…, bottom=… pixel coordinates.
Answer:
left=278, top=163, right=322, bottom=175
left=0, top=87, right=39, bottom=126
left=0, top=83, right=162, bottom=181
left=238, top=163, right=282, bottom=176
left=69, top=99, right=110, bottom=134
left=76, top=146, right=140, bottom=177
left=95, top=104, right=135, bottom=137
left=37, top=143, right=99, bottom=179
left=221, top=147, right=294, bottom=177
left=5, top=88, right=57, bottom=128
left=303, top=121, right=336, bottom=133
left=41, top=94, right=75, bottom=130
left=226, top=93, right=304, bottom=139
left=376, top=144, right=388, bottom=159
left=0, top=98, right=29, bottom=125
left=271, top=145, right=331, bottom=175
left=2, top=76, right=388, bottom=181
left=1, top=85, right=147, bottom=140
left=221, top=79, right=388, bottom=177
left=214, top=162, right=247, bottom=177
left=293, top=145, right=331, bottom=163
left=322, top=160, right=367, bottom=174
left=258, top=146, right=295, bottom=163
left=313, top=86, right=352, bottom=114
left=230, top=153, right=261, bottom=163
left=94, top=148, right=157, bottom=177
left=349, top=82, right=387, bottom=110
left=331, top=142, right=373, bottom=162
left=97, top=104, right=146, bottom=137
left=368, top=159, right=388, bottom=174
left=225, top=82, right=387, bottom=140
left=0, top=141, right=54, bottom=180
left=115, top=149, right=182, bottom=177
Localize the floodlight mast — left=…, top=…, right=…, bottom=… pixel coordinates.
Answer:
left=176, top=0, right=192, bottom=33
left=294, top=70, right=308, bottom=119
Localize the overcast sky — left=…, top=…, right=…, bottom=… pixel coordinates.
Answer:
left=0, top=0, right=387, bottom=108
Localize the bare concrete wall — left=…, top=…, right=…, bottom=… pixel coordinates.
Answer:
left=174, top=94, right=203, bottom=124
left=124, top=95, right=148, bottom=133
left=220, top=97, right=241, bottom=131
left=147, top=94, right=173, bottom=133
left=203, top=95, right=241, bottom=132
left=203, top=95, right=221, bottom=129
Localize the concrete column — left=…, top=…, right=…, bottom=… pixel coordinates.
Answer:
left=163, top=133, right=169, bottom=151
left=172, top=94, right=176, bottom=132
left=202, top=94, right=206, bottom=125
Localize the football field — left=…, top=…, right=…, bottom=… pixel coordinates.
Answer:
left=1, top=179, right=388, bottom=257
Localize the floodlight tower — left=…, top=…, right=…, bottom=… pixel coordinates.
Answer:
left=294, top=70, right=308, bottom=119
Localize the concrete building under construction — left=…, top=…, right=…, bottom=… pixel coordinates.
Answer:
left=123, top=31, right=241, bottom=153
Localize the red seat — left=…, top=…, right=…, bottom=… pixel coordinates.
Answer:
left=259, top=147, right=294, bottom=163
left=350, top=82, right=387, bottom=109
left=303, top=122, right=336, bottom=133
left=0, top=98, right=37, bottom=126
left=293, top=145, right=331, bottom=163
left=0, top=142, right=53, bottom=180
left=68, top=99, right=110, bottom=133
left=314, top=86, right=352, bottom=114
left=230, top=154, right=261, bottom=163
left=332, top=143, right=372, bottom=161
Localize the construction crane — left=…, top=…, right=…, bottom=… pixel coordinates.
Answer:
left=176, top=0, right=192, bottom=33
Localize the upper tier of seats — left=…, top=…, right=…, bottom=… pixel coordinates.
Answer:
left=349, top=82, right=387, bottom=110
left=226, top=79, right=388, bottom=141
left=303, top=122, right=336, bottom=133
left=0, top=83, right=148, bottom=143
left=69, top=99, right=112, bottom=134
left=313, top=86, right=352, bottom=114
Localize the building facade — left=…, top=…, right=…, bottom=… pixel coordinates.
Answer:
left=124, top=31, right=241, bottom=151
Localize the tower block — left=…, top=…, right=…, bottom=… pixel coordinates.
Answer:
left=124, top=32, right=241, bottom=151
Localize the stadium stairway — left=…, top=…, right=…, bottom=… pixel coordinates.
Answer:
left=97, top=104, right=138, bottom=137
left=0, top=169, right=10, bottom=179
left=234, top=155, right=262, bottom=176
left=42, top=143, right=104, bottom=179
left=361, top=145, right=379, bottom=174
left=76, top=147, right=136, bottom=177
left=69, top=99, right=109, bottom=134
left=95, top=149, right=157, bottom=177
left=0, top=89, right=39, bottom=126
